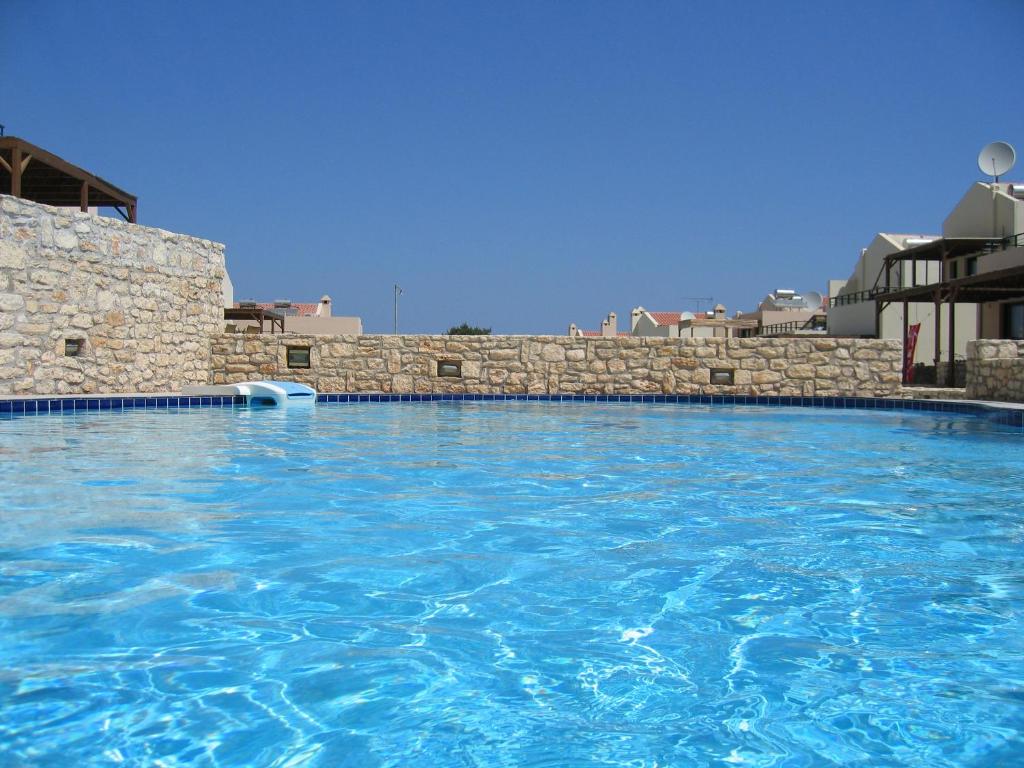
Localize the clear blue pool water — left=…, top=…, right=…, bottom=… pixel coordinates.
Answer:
left=1, top=402, right=1023, bottom=767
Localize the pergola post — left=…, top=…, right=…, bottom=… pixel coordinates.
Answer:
left=902, top=301, right=909, bottom=384
left=10, top=144, right=21, bottom=197
left=947, top=291, right=957, bottom=387
left=80, top=181, right=89, bottom=213
left=933, top=294, right=941, bottom=370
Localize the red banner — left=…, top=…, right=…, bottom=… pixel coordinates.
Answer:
left=904, top=323, right=921, bottom=383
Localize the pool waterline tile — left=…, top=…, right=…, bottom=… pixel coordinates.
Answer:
left=0, top=391, right=1021, bottom=429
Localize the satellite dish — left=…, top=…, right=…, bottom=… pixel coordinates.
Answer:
left=978, top=141, right=1016, bottom=181
left=802, top=291, right=823, bottom=310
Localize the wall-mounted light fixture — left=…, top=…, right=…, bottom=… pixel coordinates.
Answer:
left=286, top=346, right=311, bottom=369
left=710, top=368, right=734, bottom=385
left=437, top=360, right=462, bottom=378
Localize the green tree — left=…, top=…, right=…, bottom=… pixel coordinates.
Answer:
left=446, top=322, right=491, bottom=335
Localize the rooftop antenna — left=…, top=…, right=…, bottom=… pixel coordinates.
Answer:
left=681, top=296, right=714, bottom=314
left=978, top=141, right=1015, bottom=183
left=393, top=284, right=403, bottom=334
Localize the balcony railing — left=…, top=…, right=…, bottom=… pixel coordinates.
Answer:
left=757, top=318, right=828, bottom=337
left=829, top=287, right=887, bottom=307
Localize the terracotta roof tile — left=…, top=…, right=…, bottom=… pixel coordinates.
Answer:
left=649, top=311, right=682, bottom=326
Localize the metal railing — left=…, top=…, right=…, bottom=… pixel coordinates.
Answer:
left=757, top=318, right=828, bottom=337
left=829, top=287, right=887, bottom=307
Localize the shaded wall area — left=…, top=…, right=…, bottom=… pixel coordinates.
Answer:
left=0, top=195, right=226, bottom=394
left=211, top=334, right=905, bottom=397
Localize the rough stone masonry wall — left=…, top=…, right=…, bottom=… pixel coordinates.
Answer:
left=0, top=195, right=226, bottom=394
left=211, top=333, right=905, bottom=396
left=967, top=340, right=1024, bottom=403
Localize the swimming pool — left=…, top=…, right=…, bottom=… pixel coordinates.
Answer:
left=1, top=402, right=1022, bottom=766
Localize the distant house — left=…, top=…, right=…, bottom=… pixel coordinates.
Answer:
left=629, top=305, right=757, bottom=338
left=568, top=312, right=628, bottom=337
left=231, top=296, right=362, bottom=335
left=629, top=308, right=685, bottom=337
left=741, top=290, right=828, bottom=337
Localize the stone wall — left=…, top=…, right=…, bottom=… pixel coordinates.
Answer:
left=967, top=340, right=1024, bottom=403
left=211, top=333, right=905, bottom=396
left=0, top=195, right=226, bottom=394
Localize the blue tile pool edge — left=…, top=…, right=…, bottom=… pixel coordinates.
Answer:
left=0, top=395, right=247, bottom=417
left=0, top=392, right=1020, bottom=429
left=311, top=393, right=1024, bottom=430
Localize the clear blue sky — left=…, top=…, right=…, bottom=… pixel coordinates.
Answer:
left=5, top=1, right=1023, bottom=333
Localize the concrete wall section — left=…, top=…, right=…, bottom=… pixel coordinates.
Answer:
left=967, top=339, right=1024, bottom=403
left=0, top=195, right=226, bottom=394
left=211, top=334, right=905, bottom=397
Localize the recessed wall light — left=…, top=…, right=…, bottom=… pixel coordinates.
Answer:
left=286, top=346, right=311, bottom=369
left=437, top=360, right=462, bottom=378
left=710, top=368, right=734, bottom=385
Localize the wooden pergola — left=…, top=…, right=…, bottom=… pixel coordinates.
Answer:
left=224, top=307, right=286, bottom=333
left=0, top=136, right=137, bottom=222
left=875, top=235, right=1024, bottom=386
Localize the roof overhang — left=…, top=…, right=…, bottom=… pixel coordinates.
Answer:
left=883, top=237, right=1005, bottom=263
left=0, top=136, right=137, bottom=222
left=876, top=263, right=1024, bottom=304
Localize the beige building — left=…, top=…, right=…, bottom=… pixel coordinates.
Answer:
left=942, top=182, right=1024, bottom=339
left=741, top=290, right=827, bottom=337
left=827, top=233, right=976, bottom=367
left=232, top=296, right=363, bottom=335
left=827, top=182, right=1019, bottom=368
left=829, top=180, right=1024, bottom=382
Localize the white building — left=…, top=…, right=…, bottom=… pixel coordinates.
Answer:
left=568, top=312, right=624, bottom=337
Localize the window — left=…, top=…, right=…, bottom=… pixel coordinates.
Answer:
left=966, top=257, right=978, bottom=276
left=1003, top=302, right=1024, bottom=340
left=437, top=360, right=462, bottom=378
left=948, top=260, right=958, bottom=279
left=286, top=346, right=311, bottom=368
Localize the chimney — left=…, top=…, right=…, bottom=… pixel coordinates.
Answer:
left=631, top=306, right=644, bottom=333
left=320, top=295, right=332, bottom=318
left=568, top=323, right=578, bottom=336
left=605, top=312, right=617, bottom=336
left=714, top=303, right=726, bottom=319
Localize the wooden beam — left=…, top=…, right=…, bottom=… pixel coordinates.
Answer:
left=11, top=144, right=21, bottom=197
left=0, top=154, right=10, bottom=173
left=0, top=137, right=136, bottom=209
left=20, top=154, right=32, bottom=173
left=80, top=181, right=89, bottom=212
left=902, top=301, right=909, bottom=384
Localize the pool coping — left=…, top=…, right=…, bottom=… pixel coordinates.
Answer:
left=0, top=391, right=1021, bottom=429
